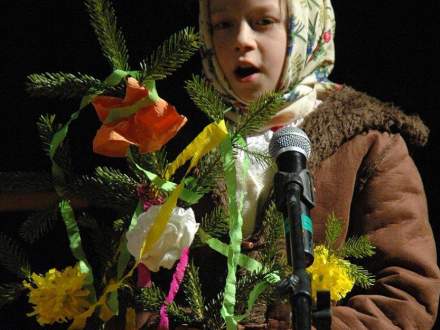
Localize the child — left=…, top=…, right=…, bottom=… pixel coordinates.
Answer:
left=198, top=0, right=440, bottom=329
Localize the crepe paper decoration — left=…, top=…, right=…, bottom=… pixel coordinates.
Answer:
left=68, top=120, right=227, bottom=328
left=23, top=264, right=91, bottom=326
left=128, top=149, right=203, bottom=205
left=92, top=77, right=187, bottom=157
left=137, top=263, right=152, bottom=288
left=127, top=206, right=199, bottom=272
left=158, top=247, right=190, bottom=330
left=307, top=245, right=355, bottom=302
left=59, top=201, right=97, bottom=304
left=219, top=135, right=249, bottom=330
left=139, top=120, right=227, bottom=260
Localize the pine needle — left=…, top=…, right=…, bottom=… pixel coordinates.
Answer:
left=72, top=166, right=138, bottom=211
left=0, top=283, right=25, bottom=309
left=235, top=92, right=285, bottom=137
left=324, top=212, right=343, bottom=250
left=347, top=263, right=375, bottom=289
left=19, top=206, right=59, bottom=243
left=26, top=72, right=111, bottom=99
left=233, top=144, right=273, bottom=168
left=183, top=261, right=205, bottom=321
left=0, top=234, right=31, bottom=280
left=84, top=0, right=129, bottom=70
left=139, top=27, right=201, bottom=81
left=339, top=236, right=376, bottom=259
left=185, top=75, right=228, bottom=122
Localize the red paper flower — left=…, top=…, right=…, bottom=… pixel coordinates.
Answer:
left=92, top=77, right=187, bottom=157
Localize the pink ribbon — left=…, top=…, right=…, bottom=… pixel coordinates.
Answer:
left=157, top=247, right=190, bottom=330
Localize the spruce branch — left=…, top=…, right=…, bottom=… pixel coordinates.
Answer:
left=185, top=75, right=228, bottom=122
left=234, top=92, right=285, bottom=138
left=233, top=144, right=273, bottom=168
left=203, top=292, right=225, bottom=330
left=36, top=114, right=71, bottom=172
left=183, top=261, right=205, bottom=321
left=128, top=147, right=168, bottom=180
left=19, top=206, right=59, bottom=243
left=0, top=234, right=31, bottom=280
left=26, top=72, right=111, bottom=99
left=72, top=166, right=138, bottom=211
left=193, top=207, right=228, bottom=248
left=0, top=283, right=26, bottom=309
left=324, top=212, right=343, bottom=251
left=139, top=27, right=201, bottom=82
left=0, top=171, right=53, bottom=193
left=347, top=263, right=375, bottom=289
left=339, top=236, right=376, bottom=259
left=84, top=0, right=129, bottom=70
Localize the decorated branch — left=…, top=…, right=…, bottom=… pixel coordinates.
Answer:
left=0, top=0, right=376, bottom=329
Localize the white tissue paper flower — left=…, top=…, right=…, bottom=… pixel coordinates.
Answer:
left=126, top=205, right=199, bottom=272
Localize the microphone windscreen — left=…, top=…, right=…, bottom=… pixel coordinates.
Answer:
left=269, top=126, right=311, bottom=160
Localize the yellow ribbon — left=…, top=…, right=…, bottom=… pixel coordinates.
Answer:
left=68, top=120, right=228, bottom=328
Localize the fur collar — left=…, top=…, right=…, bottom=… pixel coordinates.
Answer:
left=302, top=85, right=429, bottom=171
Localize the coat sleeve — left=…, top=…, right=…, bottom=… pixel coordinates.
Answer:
left=332, top=133, right=440, bottom=329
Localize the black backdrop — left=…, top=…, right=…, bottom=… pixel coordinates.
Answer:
left=1, top=0, right=439, bottom=328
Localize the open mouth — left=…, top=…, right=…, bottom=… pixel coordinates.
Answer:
left=234, top=66, right=260, bottom=79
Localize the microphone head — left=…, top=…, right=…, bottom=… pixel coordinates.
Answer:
left=269, top=126, right=311, bottom=160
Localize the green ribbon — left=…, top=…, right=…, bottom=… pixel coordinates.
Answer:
left=59, top=200, right=97, bottom=304
left=127, top=149, right=203, bottom=205
left=103, top=80, right=159, bottom=124
left=219, top=135, right=250, bottom=330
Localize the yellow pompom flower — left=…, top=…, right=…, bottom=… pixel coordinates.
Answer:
left=23, top=264, right=91, bottom=326
left=307, top=245, right=355, bottom=302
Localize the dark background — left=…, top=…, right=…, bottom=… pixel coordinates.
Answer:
left=1, top=0, right=439, bottom=328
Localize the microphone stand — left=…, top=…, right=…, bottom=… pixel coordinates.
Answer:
left=274, top=169, right=313, bottom=330
left=274, top=166, right=331, bottom=329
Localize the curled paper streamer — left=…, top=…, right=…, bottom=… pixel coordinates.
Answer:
left=158, top=247, right=190, bottom=330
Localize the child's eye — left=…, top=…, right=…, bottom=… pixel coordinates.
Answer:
left=212, top=21, right=232, bottom=31
left=255, top=17, right=275, bottom=27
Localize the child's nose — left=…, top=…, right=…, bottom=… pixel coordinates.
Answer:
left=234, top=21, right=257, bottom=52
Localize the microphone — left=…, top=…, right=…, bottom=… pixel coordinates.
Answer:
left=269, top=126, right=315, bottom=267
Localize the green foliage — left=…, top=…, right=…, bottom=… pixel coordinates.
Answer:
left=19, top=205, right=59, bottom=243
left=203, top=292, right=225, bottom=330
left=134, top=284, right=192, bottom=324
left=0, top=171, right=52, bottom=193
left=256, top=201, right=285, bottom=270
left=84, top=0, right=129, bottom=70
left=36, top=114, right=71, bottom=173
left=0, top=283, right=25, bottom=309
left=339, top=236, right=376, bottom=259
left=182, top=261, right=205, bottom=321
left=347, top=263, right=376, bottom=289
left=193, top=207, right=229, bottom=248
left=233, top=144, right=273, bottom=168
left=73, top=166, right=138, bottom=211
left=234, top=92, right=285, bottom=138
left=324, top=212, right=343, bottom=250
left=139, top=27, right=201, bottom=82
left=0, top=234, right=31, bottom=280
left=128, top=147, right=169, bottom=180
left=185, top=75, right=228, bottom=122
left=26, top=72, right=111, bottom=99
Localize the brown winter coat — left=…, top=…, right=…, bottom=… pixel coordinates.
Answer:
left=259, top=86, right=440, bottom=329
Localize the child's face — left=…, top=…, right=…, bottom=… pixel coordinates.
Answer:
left=209, top=0, right=287, bottom=102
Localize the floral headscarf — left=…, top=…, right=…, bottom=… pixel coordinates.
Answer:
left=199, top=0, right=337, bottom=128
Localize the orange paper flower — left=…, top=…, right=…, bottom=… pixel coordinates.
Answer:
left=92, top=77, right=187, bottom=157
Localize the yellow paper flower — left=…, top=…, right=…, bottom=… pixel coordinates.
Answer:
left=307, top=245, right=355, bottom=302
left=23, top=264, right=91, bottom=326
